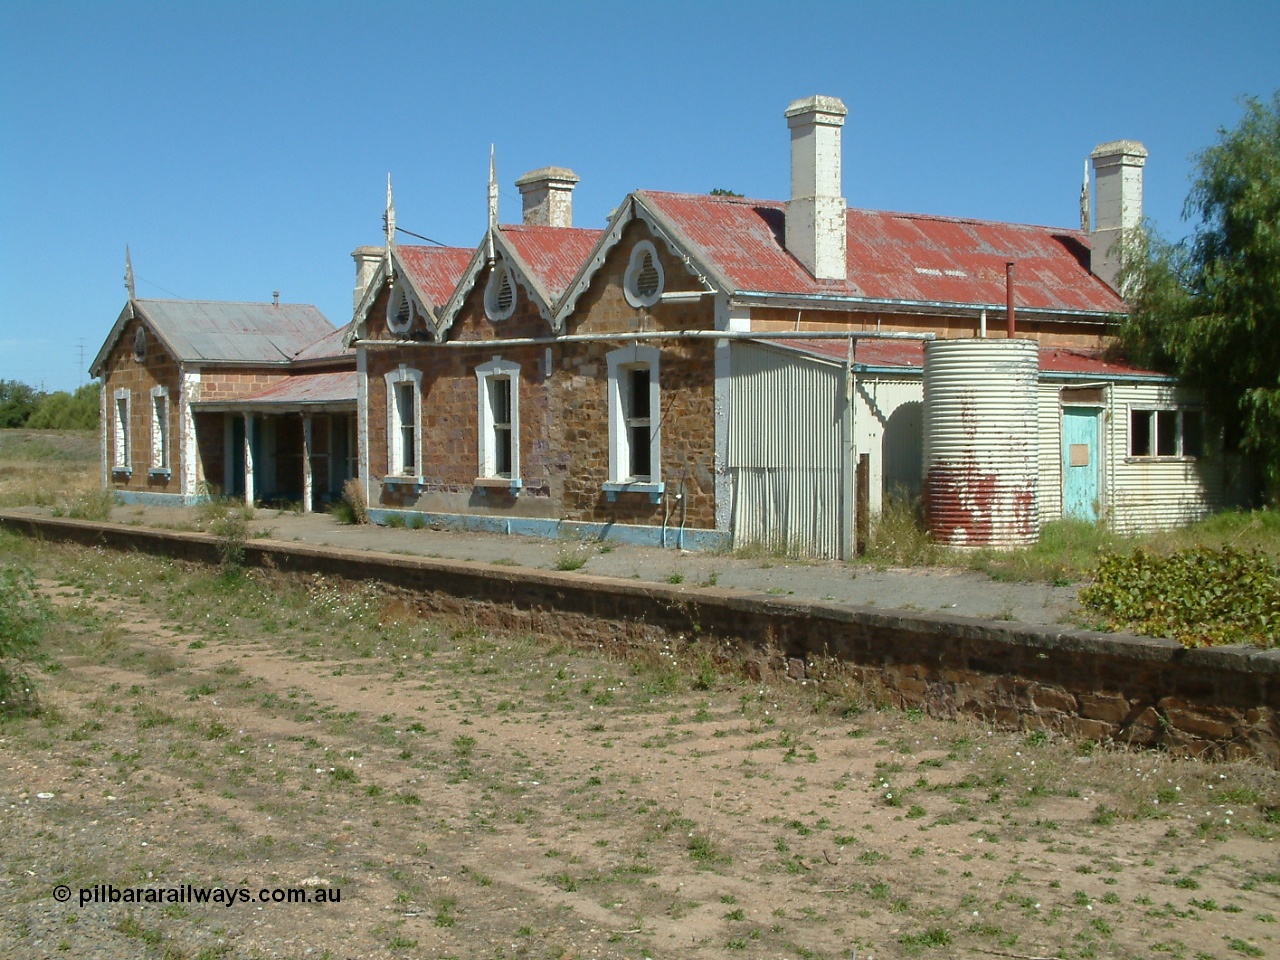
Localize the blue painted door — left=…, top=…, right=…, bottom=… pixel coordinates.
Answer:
left=1061, top=407, right=1101, bottom=521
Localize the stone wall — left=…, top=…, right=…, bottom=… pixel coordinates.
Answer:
left=362, top=220, right=720, bottom=527
left=101, top=317, right=181, bottom=494
left=193, top=412, right=225, bottom=493
left=556, top=219, right=719, bottom=527
left=4, top=512, right=1275, bottom=765
left=190, top=370, right=292, bottom=403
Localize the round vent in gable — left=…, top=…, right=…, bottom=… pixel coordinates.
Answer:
left=624, top=240, right=665, bottom=308
left=386, top=281, right=416, bottom=335
left=484, top=262, right=518, bottom=322
left=133, top=327, right=147, bottom=362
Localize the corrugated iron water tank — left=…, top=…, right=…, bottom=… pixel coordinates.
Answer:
left=923, top=338, right=1039, bottom=547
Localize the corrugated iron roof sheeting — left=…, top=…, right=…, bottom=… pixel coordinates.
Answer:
left=640, top=191, right=1126, bottom=315
left=292, top=322, right=356, bottom=362
left=501, top=225, right=603, bottom=300
left=395, top=246, right=475, bottom=309
left=136, top=300, right=334, bottom=363
left=201, top=371, right=357, bottom=407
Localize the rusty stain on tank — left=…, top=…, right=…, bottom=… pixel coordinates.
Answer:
left=925, top=456, right=1037, bottom=547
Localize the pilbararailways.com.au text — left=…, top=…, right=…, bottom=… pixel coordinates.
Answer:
left=66, top=884, right=341, bottom=907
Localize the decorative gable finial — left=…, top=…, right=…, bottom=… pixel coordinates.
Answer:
left=125, top=245, right=136, bottom=300
left=1080, top=159, right=1090, bottom=233
left=486, top=145, right=498, bottom=262
left=384, top=174, right=396, bottom=248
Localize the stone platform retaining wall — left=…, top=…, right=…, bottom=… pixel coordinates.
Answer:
left=3, top=511, right=1276, bottom=766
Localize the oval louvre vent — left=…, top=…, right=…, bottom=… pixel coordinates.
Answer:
left=624, top=240, right=665, bottom=308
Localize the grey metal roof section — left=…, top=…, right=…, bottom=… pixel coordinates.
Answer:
left=135, top=299, right=334, bottom=364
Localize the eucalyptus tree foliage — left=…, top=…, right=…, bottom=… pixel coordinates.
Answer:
left=1119, top=92, right=1280, bottom=498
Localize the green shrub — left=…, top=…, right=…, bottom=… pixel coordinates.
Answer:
left=1080, top=546, right=1280, bottom=647
left=0, top=564, right=47, bottom=715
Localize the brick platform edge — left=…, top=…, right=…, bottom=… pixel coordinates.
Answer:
left=3, top=511, right=1276, bottom=766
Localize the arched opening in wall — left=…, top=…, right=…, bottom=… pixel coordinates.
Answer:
left=882, top=401, right=923, bottom=505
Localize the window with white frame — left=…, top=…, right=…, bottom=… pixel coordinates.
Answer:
left=113, top=388, right=131, bottom=471
left=386, top=280, right=417, bottom=335
left=623, top=240, right=665, bottom=309
left=150, top=385, right=170, bottom=472
left=384, top=367, right=422, bottom=476
left=484, top=262, right=518, bottom=322
left=605, top=345, right=661, bottom=489
left=475, top=358, right=520, bottom=481
left=1129, top=408, right=1205, bottom=459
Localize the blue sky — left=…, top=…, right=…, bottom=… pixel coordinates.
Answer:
left=2, top=1, right=1276, bottom=392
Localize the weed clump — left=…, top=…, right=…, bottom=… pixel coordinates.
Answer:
left=860, top=496, right=946, bottom=568
left=329, top=478, right=369, bottom=525
left=554, top=537, right=592, bottom=571
left=197, top=497, right=254, bottom=569
left=1080, top=546, right=1280, bottom=647
left=51, top=487, right=115, bottom=521
left=0, top=563, right=47, bottom=716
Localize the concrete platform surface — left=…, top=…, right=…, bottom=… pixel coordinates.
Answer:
left=55, top=503, right=1087, bottom=630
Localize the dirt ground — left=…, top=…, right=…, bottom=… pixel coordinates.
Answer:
left=1, top=539, right=1277, bottom=960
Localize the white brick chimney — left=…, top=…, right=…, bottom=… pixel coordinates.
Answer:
left=351, top=245, right=383, bottom=311
left=515, top=167, right=580, bottom=227
left=1089, top=140, right=1148, bottom=292
left=785, top=95, right=848, bottom=280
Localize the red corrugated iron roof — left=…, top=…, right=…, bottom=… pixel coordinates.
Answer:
left=1037, top=346, right=1163, bottom=377
left=396, top=245, right=474, bottom=308
left=501, top=224, right=603, bottom=300
left=769, top=338, right=1163, bottom=377
left=639, top=191, right=1125, bottom=315
left=203, top=371, right=358, bottom=408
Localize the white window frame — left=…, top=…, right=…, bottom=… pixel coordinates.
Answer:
left=386, top=280, right=418, bottom=336
left=1127, top=406, right=1205, bottom=460
left=112, top=388, right=131, bottom=473
left=623, top=239, right=665, bottom=309
left=484, top=262, right=518, bottom=322
left=604, top=345, right=662, bottom=500
left=149, top=385, right=170, bottom=475
left=475, top=357, right=521, bottom=489
left=384, top=366, right=423, bottom=478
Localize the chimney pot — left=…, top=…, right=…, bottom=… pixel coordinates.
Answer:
left=784, top=95, right=848, bottom=280
left=515, top=166, right=580, bottom=227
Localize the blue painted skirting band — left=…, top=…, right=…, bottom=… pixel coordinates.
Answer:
left=114, top=490, right=209, bottom=507
left=365, top=507, right=729, bottom=552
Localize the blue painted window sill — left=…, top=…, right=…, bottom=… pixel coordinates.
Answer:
left=474, top=477, right=522, bottom=496
left=603, top=481, right=664, bottom=504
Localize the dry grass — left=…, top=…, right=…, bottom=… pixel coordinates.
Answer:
left=0, top=429, right=100, bottom=512
left=3, top=536, right=1277, bottom=960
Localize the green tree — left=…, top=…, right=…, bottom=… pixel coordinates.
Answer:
left=1119, top=92, right=1280, bottom=499
left=0, top=380, right=44, bottom=428
left=27, top=382, right=100, bottom=430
